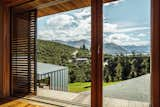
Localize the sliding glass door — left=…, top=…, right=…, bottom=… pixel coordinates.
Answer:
left=103, top=0, right=151, bottom=106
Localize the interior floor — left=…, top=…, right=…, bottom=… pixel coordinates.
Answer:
left=0, top=97, right=58, bottom=107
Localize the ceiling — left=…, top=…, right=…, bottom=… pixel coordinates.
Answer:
left=13, top=0, right=117, bottom=17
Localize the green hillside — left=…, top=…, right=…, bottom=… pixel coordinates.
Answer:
left=37, top=39, right=89, bottom=65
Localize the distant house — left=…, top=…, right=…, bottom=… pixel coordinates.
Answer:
left=37, top=62, right=68, bottom=92
left=74, top=58, right=89, bottom=63
left=72, top=50, right=79, bottom=58
left=71, top=50, right=89, bottom=63
left=103, top=61, right=108, bottom=66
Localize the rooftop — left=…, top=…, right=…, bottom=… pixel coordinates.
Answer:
left=37, top=62, right=68, bottom=74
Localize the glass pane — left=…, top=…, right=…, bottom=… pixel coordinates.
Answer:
left=37, top=5, right=91, bottom=106
left=103, top=0, right=151, bottom=106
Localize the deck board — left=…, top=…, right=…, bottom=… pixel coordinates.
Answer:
left=0, top=100, right=41, bottom=107
left=0, top=97, right=57, bottom=107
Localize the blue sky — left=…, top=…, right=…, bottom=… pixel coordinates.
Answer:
left=38, top=0, right=150, bottom=46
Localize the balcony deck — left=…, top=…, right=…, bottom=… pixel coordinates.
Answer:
left=34, top=88, right=150, bottom=107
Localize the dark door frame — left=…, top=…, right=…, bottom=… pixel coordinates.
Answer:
left=91, top=0, right=103, bottom=106
left=1, top=0, right=160, bottom=107
left=151, top=0, right=160, bottom=106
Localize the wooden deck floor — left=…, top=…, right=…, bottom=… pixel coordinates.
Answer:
left=0, top=96, right=150, bottom=107
left=0, top=97, right=58, bottom=107
left=0, top=100, right=41, bottom=107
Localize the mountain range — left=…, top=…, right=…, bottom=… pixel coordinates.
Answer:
left=53, top=39, right=150, bottom=55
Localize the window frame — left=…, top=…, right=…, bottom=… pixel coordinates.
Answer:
left=1, top=0, right=160, bottom=106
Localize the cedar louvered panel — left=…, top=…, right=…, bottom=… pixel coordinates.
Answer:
left=11, top=9, right=37, bottom=96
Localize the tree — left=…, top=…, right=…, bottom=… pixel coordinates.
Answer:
left=135, top=54, right=145, bottom=76
left=145, top=57, right=150, bottom=73
left=129, top=58, right=137, bottom=78
left=68, top=64, right=78, bottom=83
left=121, top=56, right=131, bottom=80
left=104, top=64, right=112, bottom=82
left=108, top=57, right=117, bottom=82
left=82, top=43, right=86, bottom=50
left=115, top=63, right=123, bottom=80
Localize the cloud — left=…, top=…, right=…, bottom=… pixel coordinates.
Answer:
left=38, top=8, right=91, bottom=41
left=103, top=23, right=118, bottom=32
left=38, top=5, right=149, bottom=46
left=137, top=33, right=147, bottom=37
left=104, top=33, right=149, bottom=46
left=115, top=27, right=150, bottom=33
left=46, top=14, right=77, bottom=30
left=103, top=23, right=150, bottom=33
left=73, top=7, right=91, bottom=19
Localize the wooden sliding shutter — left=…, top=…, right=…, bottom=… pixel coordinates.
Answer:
left=11, top=9, right=37, bottom=96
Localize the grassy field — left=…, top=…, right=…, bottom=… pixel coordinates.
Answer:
left=68, top=81, right=120, bottom=93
